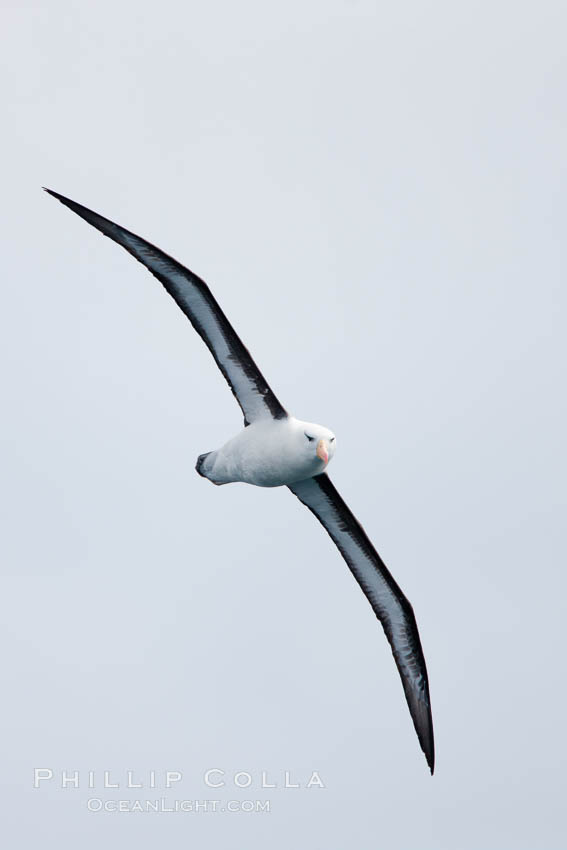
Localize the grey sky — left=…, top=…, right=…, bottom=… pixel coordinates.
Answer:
left=1, top=1, right=566, bottom=847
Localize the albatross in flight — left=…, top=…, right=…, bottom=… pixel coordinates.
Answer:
left=46, top=189, right=435, bottom=773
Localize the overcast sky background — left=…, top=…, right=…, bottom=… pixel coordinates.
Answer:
left=1, top=1, right=566, bottom=847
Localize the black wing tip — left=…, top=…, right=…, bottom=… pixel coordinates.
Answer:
left=43, top=187, right=63, bottom=200
left=43, top=188, right=127, bottom=245
left=43, top=187, right=83, bottom=211
left=43, top=188, right=85, bottom=215
left=418, top=713, right=435, bottom=775
left=416, top=728, right=434, bottom=774
left=402, top=677, right=435, bottom=774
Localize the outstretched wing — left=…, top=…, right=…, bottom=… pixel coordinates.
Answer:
left=289, top=473, right=434, bottom=773
left=45, top=189, right=287, bottom=425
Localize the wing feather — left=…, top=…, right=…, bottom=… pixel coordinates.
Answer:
left=45, top=189, right=287, bottom=424
left=289, top=473, right=435, bottom=773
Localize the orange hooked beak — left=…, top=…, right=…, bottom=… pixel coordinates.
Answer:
left=316, top=438, right=329, bottom=464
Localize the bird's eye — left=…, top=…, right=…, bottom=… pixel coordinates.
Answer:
left=330, top=437, right=335, bottom=442
left=305, top=433, right=315, bottom=442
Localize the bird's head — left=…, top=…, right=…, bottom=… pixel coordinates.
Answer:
left=299, top=421, right=336, bottom=470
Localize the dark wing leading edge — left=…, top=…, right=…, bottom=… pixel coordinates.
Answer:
left=288, top=473, right=435, bottom=773
left=45, top=189, right=287, bottom=425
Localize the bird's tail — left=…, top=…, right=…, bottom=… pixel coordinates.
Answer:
left=195, top=452, right=213, bottom=478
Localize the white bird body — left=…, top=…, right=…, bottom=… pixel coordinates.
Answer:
left=198, top=417, right=336, bottom=487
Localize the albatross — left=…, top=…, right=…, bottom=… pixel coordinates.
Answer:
left=46, top=188, right=435, bottom=774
